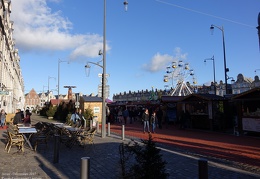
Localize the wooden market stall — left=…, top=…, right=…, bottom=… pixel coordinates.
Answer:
left=180, top=94, right=226, bottom=130
left=231, top=87, right=260, bottom=136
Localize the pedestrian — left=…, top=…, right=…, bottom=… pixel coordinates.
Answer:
left=156, top=106, right=163, bottom=129
left=0, top=109, right=7, bottom=127
left=129, top=108, right=134, bottom=124
left=179, top=110, right=186, bottom=129
left=142, top=108, right=150, bottom=133
left=150, top=111, right=158, bottom=133
left=13, top=109, right=22, bottom=125
left=123, top=107, right=129, bottom=125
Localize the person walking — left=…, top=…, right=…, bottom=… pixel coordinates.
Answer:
left=150, top=111, right=158, bottom=133
left=0, top=109, right=6, bottom=127
left=142, top=108, right=150, bottom=133
left=123, top=108, right=129, bottom=125
left=156, top=107, right=163, bottom=129
left=179, top=110, right=186, bottom=129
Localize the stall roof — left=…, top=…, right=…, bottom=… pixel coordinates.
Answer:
left=232, top=87, right=260, bottom=101
left=161, top=95, right=184, bottom=102
left=181, top=93, right=225, bottom=102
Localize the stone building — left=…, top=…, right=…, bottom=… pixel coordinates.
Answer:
left=24, top=89, right=40, bottom=111
left=0, top=0, right=24, bottom=113
left=231, top=74, right=253, bottom=95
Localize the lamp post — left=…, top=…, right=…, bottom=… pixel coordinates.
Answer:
left=58, top=59, right=69, bottom=106
left=204, top=56, right=216, bottom=95
left=97, top=0, right=128, bottom=138
left=210, top=24, right=229, bottom=95
left=257, top=12, right=260, bottom=51
left=48, top=76, right=56, bottom=104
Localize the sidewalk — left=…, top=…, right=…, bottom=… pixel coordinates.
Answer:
left=0, top=114, right=259, bottom=179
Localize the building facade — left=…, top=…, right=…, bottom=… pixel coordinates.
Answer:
left=113, top=73, right=260, bottom=103
left=0, top=0, right=24, bottom=113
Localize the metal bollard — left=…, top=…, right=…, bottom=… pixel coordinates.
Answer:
left=96, top=121, right=100, bottom=133
left=198, top=158, right=208, bottom=179
left=81, top=157, right=90, bottom=179
left=122, top=125, right=125, bottom=140
left=108, top=122, right=110, bottom=136
left=90, top=120, right=93, bottom=129
left=53, top=134, right=60, bottom=163
left=83, top=119, right=86, bottom=129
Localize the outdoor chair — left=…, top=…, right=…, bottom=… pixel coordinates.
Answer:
left=78, top=128, right=96, bottom=146
left=33, top=127, right=52, bottom=151
left=5, top=128, right=24, bottom=153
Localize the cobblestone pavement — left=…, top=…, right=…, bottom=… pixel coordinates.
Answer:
left=0, top=114, right=259, bottom=179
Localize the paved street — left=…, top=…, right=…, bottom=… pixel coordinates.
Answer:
left=0, top=114, right=259, bottom=179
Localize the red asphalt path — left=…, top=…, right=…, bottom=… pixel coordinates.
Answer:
left=109, top=122, right=260, bottom=168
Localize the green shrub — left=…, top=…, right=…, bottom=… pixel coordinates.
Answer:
left=119, top=134, right=169, bottom=178
left=46, top=105, right=57, bottom=118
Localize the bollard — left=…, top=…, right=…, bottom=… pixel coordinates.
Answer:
left=83, top=118, right=86, bottom=129
left=122, top=125, right=125, bottom=140
left=80, top=157, right=90, bottom=179
left=198, top=158, right=208, bottom=179
left=108, top=122, right=110, bottom=136
left=96, top=121, right=100, bottom=133
left=90, top=120, right=93, bottom=129
left=53, top=134, right=60, bottom=163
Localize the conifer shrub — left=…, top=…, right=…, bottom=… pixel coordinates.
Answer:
left=119, top=134, right=169, bottom=178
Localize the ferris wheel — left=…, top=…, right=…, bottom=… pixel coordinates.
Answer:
left=163, top=60, right=197, bottom=96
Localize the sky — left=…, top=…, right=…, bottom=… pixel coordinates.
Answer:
left=11, top=0, right=260, bottom=99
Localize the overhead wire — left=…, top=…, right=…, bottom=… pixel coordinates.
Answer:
left=155, top=0, right=255, bottom=28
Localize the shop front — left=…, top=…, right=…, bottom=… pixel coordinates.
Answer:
left=232, top=87, right=260, bottom=135
left=180, top=94, right=226, bottom=130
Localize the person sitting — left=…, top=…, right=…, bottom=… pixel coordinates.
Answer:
left=70, top=109, right=80, bottom=126
left=13, top=109, right=22, bottom=125
left=23, top=110, right=31, bottom=126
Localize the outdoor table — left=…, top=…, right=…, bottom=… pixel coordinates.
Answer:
left=18, top=127, right=37, bottom=150
left=52, top=122, right=63, bottom=125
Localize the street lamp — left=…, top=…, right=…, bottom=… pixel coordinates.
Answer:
left=257, top=12, right=260, bottom=51
left=204, top=56, right=216, bottom=95
left=58, top=59, right=69, bottom=106
left=48, top=76, right=56, bottom=104
left=95, top=0, right=128, bottom=138
left=85, top=0, right=128, bottom=138
left=210, top=24, right=229, bottom=95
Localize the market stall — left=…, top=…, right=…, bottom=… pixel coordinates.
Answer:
left=232, top=87, right=260, bottom=135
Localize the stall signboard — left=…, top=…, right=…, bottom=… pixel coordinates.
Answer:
left=242, top=118, right=260, bottom=132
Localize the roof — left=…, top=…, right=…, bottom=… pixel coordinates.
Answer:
left=82, top=95, right=102, bottom=102
left=161, top=95, right=184, bottom=102
left=181, top=93, right=225, bottom=102
left=232, top=87, right=260, bottom=101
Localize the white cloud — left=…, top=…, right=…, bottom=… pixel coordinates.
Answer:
left=143, top=47, right=188, bottom=72
left=11, top=0, right=105, bottom=59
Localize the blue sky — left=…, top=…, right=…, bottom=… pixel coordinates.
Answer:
left=11, top=0, right=260, bottom=99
